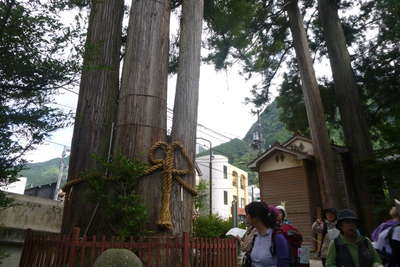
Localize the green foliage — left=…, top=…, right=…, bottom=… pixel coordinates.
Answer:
left=193, top=215, right=233, bottom=238
left=204, top=0, right=294, bottom=105
left=0, top=0, right=83, bottom=180
left=194, top=180, right=208, bottom=212
left=275, top=64, right=344, bottom=144
left=81, top=154, right=149, bottom=240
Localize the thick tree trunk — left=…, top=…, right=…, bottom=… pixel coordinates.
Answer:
left=113, top=0, right=170, bottom=232
left=62, top=0, right=124, bottom=235
left=170, top=0, right=204, bottom=234
left=285, top=0, right=345, bottom=209
left=318, top=0, right=375, bottom=233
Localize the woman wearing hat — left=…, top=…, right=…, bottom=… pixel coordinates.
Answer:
left=326, top=209, right=382, bottom=267
left=312, top=208, right=338, bottom=266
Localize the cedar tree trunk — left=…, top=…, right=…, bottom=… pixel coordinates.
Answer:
left=170, top=0, right=204, bottom=234
left=285, top=0, right=345, bottom=209
left=62, top=0, right=124, bottom=235
left=113, top=0, right=170, bottom=232
left=318, top=0, right=376, bottom=233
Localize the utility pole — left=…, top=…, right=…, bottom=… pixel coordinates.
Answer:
left=251, top=109, right=264, bottom=154
left=54, top=146, right=68, bottom=200
left=257, top=110, right=263, bottom=155
left=197, top=137, right=212, bottom=216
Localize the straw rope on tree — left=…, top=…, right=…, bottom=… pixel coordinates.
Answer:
left=144, top=141, right=197, bottom=229
left=62, top=140, right=197, bottom=230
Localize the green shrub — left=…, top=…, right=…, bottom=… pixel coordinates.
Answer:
left=193, top=215, right=233, bottom=238
left=82, top=153, right=149, bottom=240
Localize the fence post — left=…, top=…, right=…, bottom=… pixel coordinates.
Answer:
left=19, top=228, right=32, bottom=267
left=68, top=227, right=80, bottom=267
left=182, top=232, right=190, bottom=267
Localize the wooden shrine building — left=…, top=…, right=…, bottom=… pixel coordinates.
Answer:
left=248, top=134, right=356, bottom=248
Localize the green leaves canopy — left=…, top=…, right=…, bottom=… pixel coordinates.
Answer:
left=0, top=0, right=82, bottom=180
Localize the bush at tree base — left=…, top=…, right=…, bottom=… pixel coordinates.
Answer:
left=193, top=214, right=243, bottom=238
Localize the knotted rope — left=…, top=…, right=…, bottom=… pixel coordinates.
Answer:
left=62, top=141, right=197, bottom=230
left=144, top=141, right=197, bottom=229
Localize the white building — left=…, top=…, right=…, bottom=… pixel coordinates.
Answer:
left=196, top=155, right=248, bottom=219
left=0, top=177, right=27, bottom=195
left=248, top=185, right=261, bottom=203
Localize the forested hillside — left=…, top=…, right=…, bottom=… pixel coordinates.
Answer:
left=20, top=157, right=69, bottom=188
left=197, top=100, right=292, bottom=185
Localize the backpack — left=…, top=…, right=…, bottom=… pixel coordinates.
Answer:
left=277, top=224, right=303, bottom=267
left=243, top=228, right=290, bottom=267
left=377, top=223, right=400, bottom=265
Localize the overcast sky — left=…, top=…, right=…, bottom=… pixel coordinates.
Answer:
left=24, top=2, right=333, bottom=163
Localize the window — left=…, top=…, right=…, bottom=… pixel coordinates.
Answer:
left=232, top=171, right=238, bottom=186
left=232, top=177, right=237, bottom=186
left=223, top=165, right=228, bottom=179
left=224, top=191, right=228, bottom=205
left=240, top=175, right=246, bottom=189
left=241, top=198, right=245, bottom=208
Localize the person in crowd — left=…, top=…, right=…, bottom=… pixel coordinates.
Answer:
left=374, top=199, right=400, bottom=267
left=312, top=208, right=338, bottom=267
left=326, top=209, right=382, bottom=267
left=372, top=199, right=400, bottom=242
left=276, top=203, right=303, bottom=267
left=239, top=221, right=257, bottom=253
left=276, top=204, right=289, bottom=226
left=243, top=201, right=290, bottom=267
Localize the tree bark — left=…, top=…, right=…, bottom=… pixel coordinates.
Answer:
left=318, top=0, right=375, bottom=233
left=285, top=0, right=345, bottom=209
left=62, top=0, right=124, bottom=235
left=113, top=0, right=170, bottom=232
left=170, top=0, right=204, bottom=234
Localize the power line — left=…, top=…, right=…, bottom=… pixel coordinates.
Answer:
left=197, top=123, right=237, bottom=140
left=168, top=107, right=237, bottom=141
left=52, top=103, right=76, bottom=110
left=197, top=130, right=229, bottom=143
left=45, top=140, right=71, bottom=148
left=197, top=142, right=232, bottom=156
left=61, top=88, right=79, bottom=95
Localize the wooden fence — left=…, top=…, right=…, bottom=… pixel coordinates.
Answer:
left=19, top=228, right=238, bottom=267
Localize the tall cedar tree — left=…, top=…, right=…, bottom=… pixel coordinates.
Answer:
left=62, top=0, right=124, bottom=235
left=284, top=0, right=344, bottom=209
left=113, top=0, right=170, bottom=232
left=171, top=0, right=204, bottom=234
left=204, top=0, right=399, bottom=223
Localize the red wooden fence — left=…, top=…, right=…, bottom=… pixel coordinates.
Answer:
left=19, top=228, right=237, bottom=267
